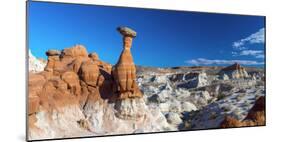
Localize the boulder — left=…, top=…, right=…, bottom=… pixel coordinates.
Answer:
left=61, top=71, right=81, bottom=96
left=71, top=57, right=89, bottom=73
left=159, top=103, right=170, bottom=112
left=117, top=26, right=137, bottom=37
left=79, top=60, right=100, bottom=87
left=177, top=72, right=209, bottom=89
left=165, top=112, right=182, bottom=125
left=181, top=102, right=197, bottom=112
left=61, top=45, right=88, bottom=58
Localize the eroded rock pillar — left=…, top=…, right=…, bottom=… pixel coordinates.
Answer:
left=113, top=27, right=142, bottom=99
left=113, top=26, right=145, bottom=120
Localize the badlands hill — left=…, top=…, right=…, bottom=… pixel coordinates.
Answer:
left=136, top=63, right=265, bottom=130
left=28, top=26, right=265, bottom=140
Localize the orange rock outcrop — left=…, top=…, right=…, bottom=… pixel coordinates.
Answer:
left=28, top=26, right=144, bottom=125
left=243, top=96, right=265, bottom=126
left=220, top=96, right=265, bottom=128
left=219, top=63, right=249, bottom=79
left=221, top=63, right=244, bottom=72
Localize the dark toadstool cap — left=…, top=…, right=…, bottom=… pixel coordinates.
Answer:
left=46, top=49, right=61, bottom=56
left=89, top=52, right=99, bottom=60
left=117, top=26, right=137, bottom=37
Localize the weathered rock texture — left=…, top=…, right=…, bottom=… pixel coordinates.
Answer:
left=112, top=27, right=144, bottom=120
left=113, top=27, right=141, bottom=99
left=219, top=63, right=249, bottom=79
left=243, top=95, right=265, bottom=126
left=177, top=72, right=209, bottom=89
left=220, top=96, right=265, bottom=128
left=28, top=27, right=169, bottom=140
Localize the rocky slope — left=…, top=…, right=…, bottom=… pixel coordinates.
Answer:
left=29, top=50, right=46, bottom=73
left=137, top=64, right=265, bottom=130
left=28, top=27, right=265, bottom=140
left=220, top=96, right=265, bottom=128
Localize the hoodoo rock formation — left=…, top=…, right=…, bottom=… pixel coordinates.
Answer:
left=28, top=27, right=170, bottom=140
left=113, top=27, right=141, bottom=99
left=112, top=27, right=145, bottom=120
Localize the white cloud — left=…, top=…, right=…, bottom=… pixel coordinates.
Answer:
left=234, top=46, right=247, bottom=50
left=255, top=54, right=265, bottom=58
left=232, top=50, right=264, bottom=58
left=240, top=49, right=263, bottom=56
left=231, top=28, right=265, bottom=58
left=186, top=28, right=265, bottom=66
left=232, top=28, right=264, bottom=50
left=186, top=58, right=264, bottom=65
left=231, top=51, right=238, bottom=56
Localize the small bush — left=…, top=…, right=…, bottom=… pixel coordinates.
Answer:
left=217, top=93, right=226, bottom=100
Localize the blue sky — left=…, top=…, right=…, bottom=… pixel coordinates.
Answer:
left=28, top=1, right=265, bottom=67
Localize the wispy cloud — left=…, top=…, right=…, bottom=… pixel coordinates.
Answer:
left=239, top=50, right=263, bottom=56
left=240, top=50, right=264, bottom=58
left=186, top=58, right=264, bottom=65
left=255, top=54, right=265, bottom=58
left=232, top=28, right=265, bottom=50
left=231, top=50, right=264, bottom=58
left=231, top=28, right=265, bottom=58
left=186, top=28, right=265, bottom=66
